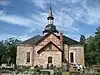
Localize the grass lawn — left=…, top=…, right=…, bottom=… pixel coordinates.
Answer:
left=96, top=72, right=100, bottom=74
left=62, top=72, right=69, bottom=75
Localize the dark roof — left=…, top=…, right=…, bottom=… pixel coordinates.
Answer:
left=22, top=35, right=42, bottom=44
left=63, top=36, right=81, bottom=45
left=43, top=24, right=59, bottom=34
left=22, top=34, right=81, bottom=45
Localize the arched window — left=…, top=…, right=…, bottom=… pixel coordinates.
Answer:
left=70, top=52, right=74, bottom=63
left=48, top=57, right=52, bottom=63
left=27, top=52, right=30, bottom=63
left=49, top=44, right=52, bottom=50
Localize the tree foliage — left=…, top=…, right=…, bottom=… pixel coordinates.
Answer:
left=80, top=35, right=86, bottom=44
left=0, top=38, right=21, bottom=65
left=84, top=27, right=100, bottom=66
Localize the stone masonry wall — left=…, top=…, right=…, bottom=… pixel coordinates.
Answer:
left=69, top=45, right=84, bottom=66
left=33, top=34, right=62, bottom=68
left=16, top=33, right=84, bottom=68
left=16, top=45, right=33, bottom=66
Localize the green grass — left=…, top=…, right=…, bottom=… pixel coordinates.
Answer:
left=62, top=72, right=69, bottom=75
left=96, top=72, right=100, bottom=74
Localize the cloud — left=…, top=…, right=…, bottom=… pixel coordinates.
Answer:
left=58, top=0, right=81, bottom=3
left=1, top=0, right=100, bottom=41
left=0, top=12, right=35, bottom=28
left=0, top=10, right=4, bottom=14
left=80, top=0, right=100, bottom=25
left=0, top=0, right=9, bottom=5
left=0, top=33, right=31, bottom=41
left=0, top=9, right=79, bottom=35
left=31, top=12, right=47, bottom=27
left=54, top=11, right=79, bottom=32
left=32, top=0, right=49, bottom=9
left=0, top=10, right=47, bottom=29
left=59, top=0, right=100, bottom=25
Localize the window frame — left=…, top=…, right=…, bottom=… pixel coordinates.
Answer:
left=26, top=52, right=30, bottom=63
left=48, top=44, right=52, bottom=50
left=69, top=51, right=75, bottom=64
left=70, top=52, right=74, bottom=63
left=48, top=57, right=52, bottom=63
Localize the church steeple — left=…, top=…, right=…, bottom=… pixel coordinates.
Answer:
left=43, top=4, right=59, bottom=34
left=47, top=4, right=54, bottom=24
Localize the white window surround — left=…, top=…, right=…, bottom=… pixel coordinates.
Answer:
left=69, top=51, right=76, bottom=64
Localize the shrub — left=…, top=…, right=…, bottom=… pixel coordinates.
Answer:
left=47, top=64, right=49, bottom=69
left=40, top=65, right=43, bottom=69
left=50, top=64, right=54, bottom=69
left=34, top=65, right=39, bottom=68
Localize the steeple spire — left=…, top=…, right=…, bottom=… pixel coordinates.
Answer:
left=47, top=3, right=54, bottom=20
left=43, top=3, right=59, bottom=34
left=47, top=3, right=54, bottom=24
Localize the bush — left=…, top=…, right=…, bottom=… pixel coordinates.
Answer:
left=34, top=65, right=39, bottom=68
left=14, top=66, right=30, bottom=74
left=50, top=64, right=54, bottom=69
left=47, top=64, right=49, bottom=69
left=12, top=66, right=42, bottom=75
left=40, top=65, right=43, bottom=69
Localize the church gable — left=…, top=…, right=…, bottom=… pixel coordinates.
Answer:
left=36, top=33, right=60, bottom=46
left=37, top=41, right=62, bottom=54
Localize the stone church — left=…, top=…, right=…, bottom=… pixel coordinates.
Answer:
left=16, top=6, right=84, bottom=70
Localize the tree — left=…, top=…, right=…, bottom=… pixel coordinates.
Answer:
left=0, top=41, right=5, bottom=65
left=5, top=38, right=21, bottom=64
left=95, top=27, right=100, bottom=51
left=84, top=36, right=97, bottom=66
left=84, top=27, right=100, bottom=66
left=94, top=27, right=100, bottom=64
left=80, top=35, right=86, bottom=44
left=0, top=38, right=21, bottom=65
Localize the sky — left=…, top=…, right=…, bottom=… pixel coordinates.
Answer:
left=0, top=0, right=99, bottom=41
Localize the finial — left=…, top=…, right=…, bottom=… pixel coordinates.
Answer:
left=50, top=3, right=52, bottom=12
left=49, top=3, right=52, bottom=17
left=47, top=3, right=54, bottom=20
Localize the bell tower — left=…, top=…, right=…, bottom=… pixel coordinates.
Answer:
left=43, top=4, right=59, bottom=34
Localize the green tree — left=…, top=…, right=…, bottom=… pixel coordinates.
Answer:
left=84, top=36, right=96, bottom=66
left=6, top=38, right=21, bottom=64
left=0, top=38, right=21, bottom=65
left=80, top=35, right=86, bottom=44
left=0, top=41, right=5, bottom=65
left=94, top=27, right=100, bottom=64
left=84, top=27, right=100, bottom=66
left=95, top=27, right=100, bottom=51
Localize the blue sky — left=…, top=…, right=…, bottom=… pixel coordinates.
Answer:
left=0, top=0, right=99, bottom=41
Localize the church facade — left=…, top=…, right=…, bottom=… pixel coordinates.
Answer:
left=16, top=7, right=84, bottom=70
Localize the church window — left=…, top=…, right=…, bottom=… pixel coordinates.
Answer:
left=27, top=52, right=30, bottom=63
left=48, top=57, right=52, bottom=63
left=49, top=44, right=52, bottom=50
left=70, top=52, right=74, bottom=63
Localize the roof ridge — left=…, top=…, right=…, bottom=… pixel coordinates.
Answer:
left=63, top=35, right=80, bottom=43
left=22, top=35, right=42, bottom=44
